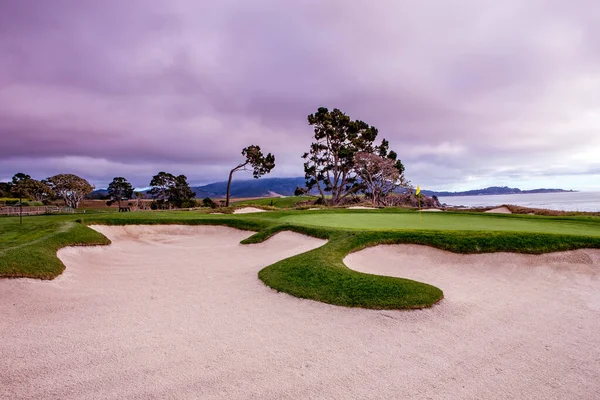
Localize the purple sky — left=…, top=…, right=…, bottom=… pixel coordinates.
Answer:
left=1, top=0, right=599, bottom=190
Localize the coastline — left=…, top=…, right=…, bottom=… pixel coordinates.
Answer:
left=439, top=191, right=600, bottom=213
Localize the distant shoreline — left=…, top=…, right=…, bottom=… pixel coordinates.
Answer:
left=436, top=191, right=576, bottom=197
left=437, top=191, right=599, bottom=213
left=427, top=188, right=576, bottom=197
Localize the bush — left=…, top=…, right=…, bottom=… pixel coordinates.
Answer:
left=179, top=199, right=198, bottom=208
left=294, top=186, right=308, bottom=196
left=202, top=197, right=217, bottom=208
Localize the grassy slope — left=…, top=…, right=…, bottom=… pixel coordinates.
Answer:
left=0, top=215, right=110, bottom=279
left=2, top=209, right=600, bottom=309
left=232, top=196, right=315, bottom=208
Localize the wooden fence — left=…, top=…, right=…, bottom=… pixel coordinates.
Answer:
left=0, top=206, right=74, bottom=216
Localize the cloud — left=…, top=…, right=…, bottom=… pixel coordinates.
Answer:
left=1, top=0, right=599, bottom=189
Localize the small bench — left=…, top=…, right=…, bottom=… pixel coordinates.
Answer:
left=118, top=207, right=131, bottom=212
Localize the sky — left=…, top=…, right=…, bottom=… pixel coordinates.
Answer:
left=1, top=0, right=599, bottom=191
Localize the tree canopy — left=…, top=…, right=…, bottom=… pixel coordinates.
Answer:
left=10, top=173, right=32, bottom=199
left=226, top=145, right=275, bottom=206
left=46, top=174, right=94, bottom=208
left=148, top=172, right=176, bottom=209
left=169, top=175, right=196, bottom=208
left=302, top=107, right=404, bottom=205
left=148, top=172, right=196, bottom=209
left=10, top=173, right=56, bottom=203
left=107, top=177, right=134, bottom=207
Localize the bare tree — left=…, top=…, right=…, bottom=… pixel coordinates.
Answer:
left=354, top=152, right=407, bottom=206
left=133, top=191, right=147, bottom=210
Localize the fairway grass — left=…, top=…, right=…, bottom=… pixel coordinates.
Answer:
left=2, top=209, right=600, bottom=308
left=232, top=195, right=315, bottom=208
left=282, top=211, right=600, bottom=236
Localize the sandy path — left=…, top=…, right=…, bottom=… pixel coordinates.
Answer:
left=345, top=244, right=600, bottom=399
left=2, top=227, right=599, bottom=399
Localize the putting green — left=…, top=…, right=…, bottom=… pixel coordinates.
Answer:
left=281, top=212, right=600, bottom=237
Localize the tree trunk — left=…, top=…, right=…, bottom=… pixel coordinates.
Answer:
left=225, top=168, right=235, bottom=207
left=314, top=173, right=325, bottom=203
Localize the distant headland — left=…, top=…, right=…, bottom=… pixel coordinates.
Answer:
left=424, top=186, right=576, bottom=197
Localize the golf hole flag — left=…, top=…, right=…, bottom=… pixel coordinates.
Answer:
left=416, top=186, right=421, bottom=196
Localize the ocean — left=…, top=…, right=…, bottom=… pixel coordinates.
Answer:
left=438, top=191, right=600, bottom=212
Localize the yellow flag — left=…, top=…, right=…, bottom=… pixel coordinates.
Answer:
left=416, top=185, right=421, bottom=195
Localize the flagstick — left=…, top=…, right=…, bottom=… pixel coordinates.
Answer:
left=418, top=194, right=422, bottom=224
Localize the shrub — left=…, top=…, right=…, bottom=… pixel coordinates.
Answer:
left=202, top=197, right=217, bottom=208
left=179, top=199, right=198, bottom=208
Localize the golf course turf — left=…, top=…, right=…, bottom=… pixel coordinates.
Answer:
left=2, top=208, right=600, bottom=309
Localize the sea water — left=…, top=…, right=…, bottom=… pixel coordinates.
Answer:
left=438, top=191, right=600, bottom=212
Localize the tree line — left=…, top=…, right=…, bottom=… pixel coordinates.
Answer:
left=0, top=172, right=198, bottom=210
left=1, top=107, right=410, bottom=209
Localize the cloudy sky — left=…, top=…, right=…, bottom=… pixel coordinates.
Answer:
left=1, top=0, right=599, bottom=190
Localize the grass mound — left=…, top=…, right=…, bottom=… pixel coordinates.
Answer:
left=259, top=231, right=444, bottom=309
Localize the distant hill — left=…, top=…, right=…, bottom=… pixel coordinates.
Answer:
left=87, top=189, right=109, bottom=199
left=424, top=186, right=575, bottom=197
left=192, top=177, right=309, bottom=198
left=89, top=180, right=575, bottom=199
left=88, top=178, right=308, bottom=199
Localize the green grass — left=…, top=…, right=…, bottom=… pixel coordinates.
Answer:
left=282, top=211, right=600, bottom=236
left=0, top=215, right=110, bottom=279
left=2, top=209, right=600, bottom=309
left=232, top=196, right=315, bottom=208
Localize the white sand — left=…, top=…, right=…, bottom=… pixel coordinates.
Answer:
left=421, top=208, right=443, bottom=212
left=345, top=244, right=600, bottom=399
left=233, top=207, right=267, bottom=214
left=307, top=207, right=323, bottom=210
left=485, top=206, right=512, bottom=214
left=347, top=205, right=376, bottom=209
left=2, top=227, right=599, bottom=399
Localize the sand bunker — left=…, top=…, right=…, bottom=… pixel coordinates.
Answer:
left=233, top=207, right=267, bottom=214
left=485, top=206, right=512, bottom=214
left=345, top=244, right=600, bottom=399
left=347, top=205, right=377, bottom=210
left=421, top=208, right=443, bottom=212
left=2, top=227, right=600, bottom=399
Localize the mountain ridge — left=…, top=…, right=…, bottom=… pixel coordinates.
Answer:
left=89, top=178, right=576, bottom=199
